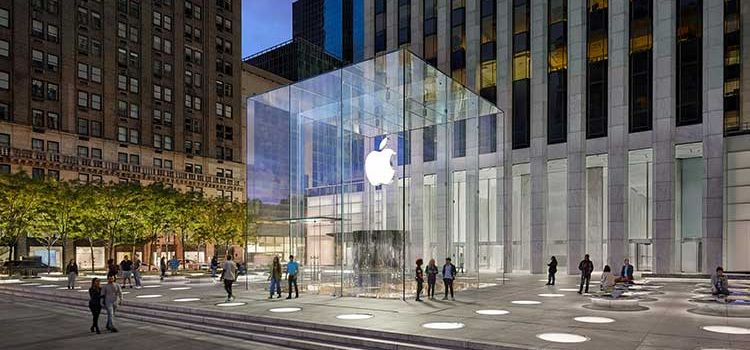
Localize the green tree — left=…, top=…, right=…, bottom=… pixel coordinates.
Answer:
left=0, top=173, right=46, bottom=260
left=36, top=180, right=87, bottom=266
left=97, top=182, right=141, bottom=260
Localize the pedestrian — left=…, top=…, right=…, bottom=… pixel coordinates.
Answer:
left=577, top=254, right=594, bottom=294
left=169, top=256, right=179, bottom=275
left=221, top=254, right=238, bottom=302
left=88, top=278, right=102, bottom=334
left=159, top=256, right=167, bottom=281
left=132, top=255, right=142, bottom=289
left=546, top=256, right=557, bottom=286
left=210, top=255, right=219, bottom=278
left=620, top=258, right=634, bottom=283
left=415, top=258, right=424, bottom=302
left=120, top=255, right=133, bottom=289
left=441, top=257, right=457, bottom=301
left=66, top=259, right=78, bottom=290
left=268, top=256, right=282, bottom=299
left=425, top=258, right=439, bottom=299
left=286, top=255, right=299, bottom=299
left=106, top=258, right=119, bottom=281
left=101, top=275, right=122, bottom=333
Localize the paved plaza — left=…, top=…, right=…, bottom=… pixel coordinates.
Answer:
left=1, top=273, right=750, bottom=349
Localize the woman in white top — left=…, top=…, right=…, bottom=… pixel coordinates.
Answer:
left=600, top=265, right=617, bottom=292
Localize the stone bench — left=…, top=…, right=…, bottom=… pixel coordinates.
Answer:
left=688, top=296, right=750, bottom=317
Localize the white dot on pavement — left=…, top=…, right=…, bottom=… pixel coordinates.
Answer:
left=512, top=300, right=542, bottom=305
left=216, top=302, right=246, bottom=307
left=142, top=285, right=160, bottom=288
left=269, top=307, right=302, bottom=313
left=135, top=294, right=162, bottom=298
left=169, top=287, right=191, bottom=291
left=422, top=322, right=465, bottom=330
left=559, top=288, right=579, bottom=292
left=336, top=313, right=373, bottom=320
left=701, top=326, right=750, bottom=335
left=574, top=316, right=615, bottom=324
left=174, top=298, right=201, bottom=302
left=536, top=333, right=589, bottom=343
left=475, top=309, right=510, bottom=316
left=538, top=293, right=565, bottom=297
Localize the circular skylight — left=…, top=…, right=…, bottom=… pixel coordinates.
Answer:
left=422, top=322, right=465, bottom=330
left=169, top=287, right=191, bottom=291
left=142, top=285, right=160, bottom=288
left=512, top=300, right=542, bottom=305
left=20, top=283, right=41, bottom=286
left=574, top=316, right=615, bottom=324
left=336, top=313, right=373, bottom=320
left=174, top=298, right=201, bottom=302
left=538, top=293, right=565, bottom=297
left=559, top=288, right=579, bottom=292
left=475, top=309, right=510, bottom=316
left=135, top=294, right=162, bottom=298
left=701, top=326, right=750, bottom=335
left=216, top=302, right=246, bottom=307
left=37, top=284, right=59, bottom=288
left=536, top=333, right=589, bottom=343
left=269, top=307, right=302, bottom=313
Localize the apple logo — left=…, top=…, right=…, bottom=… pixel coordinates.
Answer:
left=365, top=137, right=396, bottom=186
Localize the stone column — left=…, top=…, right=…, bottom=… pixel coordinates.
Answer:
left=567, top=0, right=587, bottom=274
left=497, top=0, right=514, bottom=273
left=386, top=0, right=398, bottom=50
left=364, top=0, right=374, bottom=58
left=587, top=167, right=605, bottom=264
left=464, top=116, right=479, bottom=273
left=702, top=0, right=725, bottom=274
left=465, top=0, right=479, bottom=91
left=652, top=0, right=676, bottom=274
left=410, top=0, right=424, bottom=56
left=607, top=0, right=629, bottom=268
left=435, top=125, right=449, bottom=258
left=437, top=0, right=450, bottom=73
left=529, top=0, right=548, bottom=274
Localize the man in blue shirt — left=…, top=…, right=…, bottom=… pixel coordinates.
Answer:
left=286, top=255, right=299, bottom=299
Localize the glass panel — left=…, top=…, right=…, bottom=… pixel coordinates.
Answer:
left=512, top=164, right=531, bottom=271
left=628, top=149, right=653, bottom=271
left=586, top=154, right=609, bottom=268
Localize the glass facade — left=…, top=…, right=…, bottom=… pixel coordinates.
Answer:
left=451, top=0, right=466, bottom=84
left=512, top=0, right=531, bottom=149
left=480, top=0, right=497, bottom=104
left=398, top=0, right=410, bottom=46
left=629, top=0, right=653, bottom=133
left=724, top=0, right=741, bottom=133
left=423, top=0, right=438, bottom=66
left=548, top=0, right=567, bottom=144
left=676, top=0, right=702, bottom=126
left=586, top=0, right=607, bottom=139
left=248, top=50, right=501, bottom=299
left=374, top=0, right=386, bottom=54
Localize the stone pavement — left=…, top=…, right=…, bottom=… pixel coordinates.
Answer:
left=2, top=273, right=750, bottom=349
left=0, top=294, right=282, bottom=350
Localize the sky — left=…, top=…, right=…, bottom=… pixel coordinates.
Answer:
left=242, top=0, right=294, bottom=58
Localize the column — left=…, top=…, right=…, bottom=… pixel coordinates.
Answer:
left=435, top=125, right=449, bottom=258
left=567, top=0, right=587, bottom=273
left=437, top=0, right=450, bottom=73
left=386, top=0, right=398, bottom=50
left=529, top=0, right=547, bottom=274
left=607, top=0, right=629, bottom=268
left=464, top=116, right=479, bottom=273
left=497, top=0, right=514, bottom=273
left=651, top=0, right=676, bottom=274
left=364, top=0, right=374, bottom=58
left=587, top=167, right=605, bottom=262
left=465, top=0, right=479, bottom=91
left=702, top=0, right=724, bottom=274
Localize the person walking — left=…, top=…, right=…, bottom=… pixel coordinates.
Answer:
left=159, top=256, right=167, bottom=281
left=425, top=258, right=439, bottom=300
left=546, top=256, right=558, bottom=286
left=210, top=256, right=219, bottom=278
left=577, top=254, right=594, bottom=294
left=66, top=259, right=78, bottom=290
left=120, top=255, right=133, bottom=289
left=88, top=278, right=102, bottom=334
left=268, top=256, right=282, bottom=299
left=286, top=255, right=299, bottom=299
left=441, top=257, right=457, bottom=301
left=221, top=254, right=238, bottom=302
left=106, top=258, right=118, bottom=281
left=415, top=259, right=424, bottom=302
left=101, top=275, right=122, bottom=332
left=169, top=256, right=179, bottom=276
left=132, top=255, right=142, bottom=289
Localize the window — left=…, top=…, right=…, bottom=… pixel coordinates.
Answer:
left=153, top=85, right=162, bottom=100
left=32, top=138, right=45, bottom=152
left=47, top=24, right=58, bottom=42
left=153, top=158, right=162, bottom=168
left=78, top=91, right=88, bottom=108
left=0, top=71, right=7, bottom=90
left=92, top=11, right=101, bottom=29
left=0, top=103, right=9, bottom=121
left=548, top=0, right=567, bottom=144
left=423, top=125, right=436, bottom=162
left=129, top=154, right=139, bottom=165
left=479, top=114, right=497, bottom=154
left=453, top=120, right=466, bottom=158
left=118, top=22, right=127, bottom=38
left=91, top=121, right=101, bottom=137
left=32, top=168, right=45, bottom=180
left=47, top=113, right=59, bottom=130
left=91, top=40, right=102, bottom=57
left=91, top=94, right=102, bottom=110
left=77, top=146, right=89, bottom=158
left=118, top=152, right=128, bottom=163
left=92, top=148, right=102, bottom=160
left=154, top=134, right=162, bottom=148
left=0, top=133, right=9, bottom=148
left=451, top=0, right=467, bottom=84
left=47, top=83, right=58, bottom=101
left=129, top=26, right=138, bottom=42
left=0, top=40, right=8, bottom=57
left=118, top=100, right=128, bottom=117
left=31, top=79, right=43, bottom=97
left=164, top=160, right=173, bottom=169
left=129, top=129, right=139, bottom=144
left=724, top=0, right=742, bottom=132
left=33, top=50, right=44, bottom=69
left=164, top=136, right=173, bottom=150
left=91, top=66, right=102, bottom=83
left=512, top=0, right=531, bottom=149
left=629, top=0, right=653, bottom=132
left=78, top=7, right=88, bottom=25
left=78, top=63, right=89, bottom=79
left=118, top=126, right=128, bottom=142
left=587, top=0, right=608, bottom=139
left=32, top=110, right=44, bottom=128
left=0, top=8, right=8, bottom=27
left=118, top=75, right=128, bottom=90
left=77, top=118, right=89, bottom=135
left=676, top=0, right=702, bottom=126
left=129, top=78, right=139, bottom=93
left=479, top=0, right=497, bottom=103
left=398, top=0, right=410, bottom=45
left=153, top=11, right=162, bottom=26
left=33, top=20, right=44, bottom=38
left=374, top=0, right=387, bottom=53
left=130, top=104, right=139, bottom=119
left=48, top=170, right=59, bottom=181
left=47, top=54, right=58, bottom=71
left=47, top=141, right=59, bottom=153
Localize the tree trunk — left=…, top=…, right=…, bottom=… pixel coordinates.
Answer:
left=46, top=245, right=51, bottom=274
left=89, top=237, right=95, bottom=274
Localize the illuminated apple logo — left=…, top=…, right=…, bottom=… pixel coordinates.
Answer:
left=365, top=137, right=396, bottom=186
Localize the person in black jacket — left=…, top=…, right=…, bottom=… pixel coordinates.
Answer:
left=620, top=258, right=634, bottom=283
left=546, top=256, right=557, bottom=286
left=578, top=254, right=594, bottom=294
left=66, top=259, right=78, bottom=289
left=88, top=278, right=102, bottom=334
left=441, top=257, right=457, bottom=301
left=415, top=259, right=424, bottom=302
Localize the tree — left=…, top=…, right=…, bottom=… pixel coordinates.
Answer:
left=36, top=180, right=87, bottom=267
left=97, top=182, right=141, bottom=260
left=138, top=183, right=179, bottom=266
left=73, top=183, right=106, bottom=273
left=172, top=190, right=203, bottom=268
left=0, top=173, right=46, bottom=260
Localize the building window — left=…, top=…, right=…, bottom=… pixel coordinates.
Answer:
left=676, top=0, right=702, bottom=126
left=0, top=8, right=8, bottom=27
left=32, top=110, right=44, bottom=128
left=47, top=112, right=59, bottom=130
left=451, top=0, right=466, bottom=84
left=91, top=121, right=102, bottom=137
left=587, top=0, right=608, bottom=139
left=118, top=126, right=128, bottom=143
left=47, top=53, right=58, bottom=71
left=33, top=50, right=44, bottom=69
left=47, top=141, right=59, bottom=153
left=374, top=0, right=387, bottom=53
left=32, top=168, right=45, bottom=180
left=118, top=152, right=128, bottom=163
left=0, top=103, right=9, bottom=121
left=164, top=136, right=173, bottom=150
left=91, top=67, right=102, bottom=83
left=453, top=120, right=466, bottom=158
left=424, top=0, right=438, bottom=66
left=0, top=71, right=8, bottom=90
left=423, top=125, right=436, bottom=162
left=130, top=104, right=139, bottom=119
left=479, top=114, right=497, bottom=154
left=398, top=0, right=410, bottom=46
left=0, top=133, right=9, bottom=148
left=512, top=0, right=531, bottom=149
left=480, top=0, right=497, bottom=103
left=77, top=146, right=89, bottom=158
left=629, top=0, right=653, bottom=132
left=0, top=40, right=8, bottom=57
left=77, top=118, right=89, bottom=135
left=77, top=91, right=88, bottom=108
left=47, top=83, right=58, bottom=101
left=31, top=80, right=43, bottom=98
left=32, top=138, right=45, bottom=152
left=92, top=148, right=102, bottom=160
left=91, top=94, right=102, bottom=110
left=725, top=0, right=742, bottom=132
left=548, top=0, right=567, bottom=144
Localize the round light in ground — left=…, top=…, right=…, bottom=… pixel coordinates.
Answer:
left=421, top=322, right=465, bottom=330
left=574, top=316, right=615, bottom=324
left=122, top=292, right=131, bottom=295
left=475, top=309, right=510, bottom=316
left=559, top=288, right=579, bottom=292
left=512, top=300, right=542, bottom=305
left=174, top=298, right=201, bottom=302
left=169, top=287, right=191, bottom=291
left=56, top=286, right=80, bottom=290
left=216, top=302, right=246, bottom=307
left=20, top=283, right=41, bottom=286
left=135, top=294, right=162, bottom=299
left=269, top=307, right=302, bottom=313
left=336, top=313, right=373, bottom=320
left=536, top=333, right=589, bottom=343
left=38, top=284, right=59, bottom=288
left=142, top=285, right=160, bottom=288
left=701, top=326, right=750, bottom=335
left=0, top=279, right=22, bottom=284
left=77, top=289, right=89, bottom=293
left=538, top=293, right=565, bottom=297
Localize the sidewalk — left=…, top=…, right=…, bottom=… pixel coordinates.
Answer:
left=2, top=274, right=750, bottom=349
